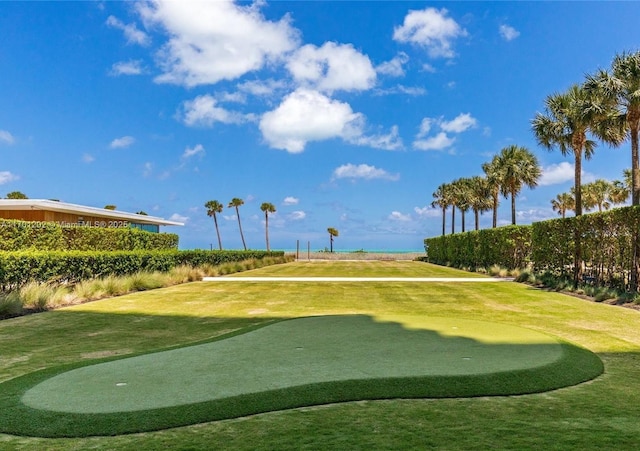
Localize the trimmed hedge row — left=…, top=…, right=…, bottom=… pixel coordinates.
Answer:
left=0, top=219, right=178, bottom=251
left=424, top=225, right=532, bottom=270
left=0, top=250, right=284, bottom=289
left=532, top=207, right=640, bottom=290
left=425, top=206, right=640, bottom=292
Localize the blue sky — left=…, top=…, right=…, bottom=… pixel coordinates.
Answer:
left=1, top=1, right=639, bottom=251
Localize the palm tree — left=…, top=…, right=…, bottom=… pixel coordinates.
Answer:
left=585, top=51, right=640, bottom=204
left=468, top=176, right=493, bottom=230
left=454, top=178, right=472, bottom=233
left=228, top=197, right=247, bottom=250
left=431, top=183, right=451, bottom=236
left=494, top=145, right=541, bottom=225
left=533, top=84, right=621, bottom=216
left=482, top=156, right=503, bottom=228
left=582, top=179, right=612, bottom=212
left=609, top=180, right=630, bottom=206
left=551, top=192, right=575, bottom=219
left=205, top=200, right=224, bottom=250
left=327, top=227, right=339, bottom=252
left=260, top=202, right=276, bottom=251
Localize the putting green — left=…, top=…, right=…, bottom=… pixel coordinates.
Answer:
left=0, top=315, right=603, bottom=437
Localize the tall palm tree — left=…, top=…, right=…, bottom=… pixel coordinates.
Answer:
left=533, top=84, right=621, bottom=216
left=327, top=227, right=339, bottom=252
left=494, top=145, right=541, bottom=225
left=431, top=183, right=451, bottom=236
left=551, top=192, right=575, bottom=219
left=228, top=197, right=247, bottom=250
left=454, top=178, right=472, bottom=233
left=482, top=156, right=503, bottom=228
left=260, top=202, right=276, bottom=251
left=468, top=176, right=493, bottom=230
left=586, top=51, right=640, bottom=204
left=205, top=200, right=224, bottom=250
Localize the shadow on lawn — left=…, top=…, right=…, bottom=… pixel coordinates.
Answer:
left=0, top=311, right=604, bottom=438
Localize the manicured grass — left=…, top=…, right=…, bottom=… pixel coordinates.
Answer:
left=0, top=261, right=639, bottom=449
left=2, top=315, right=600, bottom=437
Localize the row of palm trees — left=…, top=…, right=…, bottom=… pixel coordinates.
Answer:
left=432, top=51, right=640, bottom=235
left=205, top=198, right=277, bottom=251
left=551, top=176, right=630, bottom=218
left=431, top=144, right=541, bottom=235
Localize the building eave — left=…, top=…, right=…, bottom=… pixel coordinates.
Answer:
left=0, top=200, right=184, bottom=226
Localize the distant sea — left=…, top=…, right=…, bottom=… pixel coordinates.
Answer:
left=280, top=249, right=425, bottom=254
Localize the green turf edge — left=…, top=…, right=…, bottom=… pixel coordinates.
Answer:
left=0, top=338, right=603, bottom=438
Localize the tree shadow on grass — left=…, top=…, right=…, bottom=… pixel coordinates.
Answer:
left=0, top=312, right=603, bottom=438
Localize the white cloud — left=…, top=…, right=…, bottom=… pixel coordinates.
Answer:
left=283, top=196, right=299, bottom=206
left=348, top=125, right=404, bottom=151
left=110, top=136, right=135, bottom=149
left=82, top=153, right=95, bottom=163
left=376, top=52, right=409, bottom=77
left=422, top=63, right=437, bottom=73
left=169, top=213, right=188, bottom=223
left=539, top=162, right=575, bottom=186
left=413, top=132, right=455, bottom=151
left=110, top=60, right=145, bottom=76
left=389, top=211, right=412, bottom=221
left=289, top=210, right=306, bottom=220
left=142, top=162, right=153, bottom=177
left=137, top=0, right=299, bottom=87
left=516, top=208, right=555, bottom=223
left=287, top=42, right=376, bottom=92
left=0, top=171, right=19, bottom=184
left=440, top=113, right=477, bottom=133
left=106, top=15, right=150, bottom=46
left=238, top=79, right=288, bottom=97
left=182, top=144, right=204, bottom=159
left=413, top=113, right=476, bottom=151
left=393, top=7, right=467, bottom=58
left=499, top=24, right=520, bottom=41
left=332, top=163, right=399, bottom=181
left=260, top=88, right=363, bottom=153
left=414, top=206, right=441, bottom=218
left=375, top=85, right=427, bottom=96
left=181, top=95, right=246, bottom=127
left=417, top=118, right=433, bottom=137
left=0, top=130, right=15, bottom=145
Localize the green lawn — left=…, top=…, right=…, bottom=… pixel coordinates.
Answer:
left=0, top=261, right=639, bottom=449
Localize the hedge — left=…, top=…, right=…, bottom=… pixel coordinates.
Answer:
left=0, top=219, right=178, bottom=251
left=424, top=206, right=640, bottom=292
left=0, top=250, right=284, bottom=290
left=424, top=225, right=532, bottom=270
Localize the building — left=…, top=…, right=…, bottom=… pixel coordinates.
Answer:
left=0, top=199, right=183, bottom=233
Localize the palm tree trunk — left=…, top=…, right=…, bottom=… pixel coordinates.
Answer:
left=461, top=210, right=466, bottom=233
left=265, top=212, right=270, bottom=252
left=441, top=206, right=446, bottom=236
left=574, top=152, right=583, bottom=216
left=573, top=149, right=583, bottom=287
left=474, top=209, right=479, bottom=231
left=214, top=214, right=222, bottom=250
left=630, top=120, right=640, bottom=291
left=492, top=192, right=498, bottom=228
left=511, top=190, right=516, bottom=225
left=451, top=206, right=456, bottom=234
left=235, top=207, right=247, bottom=250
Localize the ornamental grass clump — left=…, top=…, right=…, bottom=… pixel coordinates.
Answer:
left=0, top=291, right=22, bottom=317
